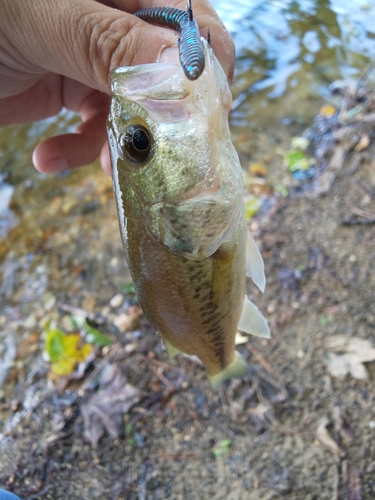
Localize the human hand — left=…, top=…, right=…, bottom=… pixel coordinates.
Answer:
left=0, top=0, right=235, bottom=175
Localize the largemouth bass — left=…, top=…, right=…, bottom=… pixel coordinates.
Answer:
left=107, top=29, right=270, bottom=389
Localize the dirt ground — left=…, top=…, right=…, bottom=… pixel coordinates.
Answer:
left=0, top=83, right=375, bottom=499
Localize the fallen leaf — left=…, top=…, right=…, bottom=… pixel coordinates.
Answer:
left=324, top=336, right=375, bottom=380
left=284, top=150, right=310, bottom=172
left=45, top=327, right=93, bottom=378
left=319, top=104, right=336, bottom=118
left=316, top=417, right=346, bottom=457
left=80, top=363, right=141, bottom=447
left=354, top=133, right=370, bottom=152
left=343, top=460, right=362, bottom=500
left=248, top=163, right=268, bottom=177
left=71, top=314, right=113, bottom=347
left=244, top=196, right=261, bottom=221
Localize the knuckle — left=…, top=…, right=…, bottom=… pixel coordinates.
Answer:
left=80, top=13, right=141, bottom=89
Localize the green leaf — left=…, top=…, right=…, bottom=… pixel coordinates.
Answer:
left=275, top=184, right=289, bottom=198
left=83, top=322, right=113, bottom=347
left=122, top=283, right=136, bottom=295
left=70, top=314, right=86, bottom=330
left=213, top=439, right=232, bottom=458
left=219, top=439, right=232, bottom=449
left=70, top=314, right=113, bottom=347
left=319, top=315, right=328, bottom=326
left=45, top=327, right=66, bottom=363
left=284, top=150, right=310, bottom=172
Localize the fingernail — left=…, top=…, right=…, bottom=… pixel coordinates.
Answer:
left=46, top=158, right=68, bottom=173
left=159, top=46, right=179, bottom=65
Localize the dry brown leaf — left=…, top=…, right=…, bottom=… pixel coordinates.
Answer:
left=354, top=133, right=370, bottom=152
left=80, top=363, right=141, bottom=447
left=324, top=336, right=375, bottom=380
left=316, top=417, right=346, bottom=457
left=343, top=460, right=362, bottom=500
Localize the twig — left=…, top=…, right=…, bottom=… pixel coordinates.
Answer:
left=351, top=206, right=375, bottom=219
left=246, top=343, right=272, bottom=373
left=141, top=357, right=172, bottom=387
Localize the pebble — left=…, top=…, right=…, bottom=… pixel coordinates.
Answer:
left=43, top=294, right=56, bottom=311
left=100, top=307, right=111, bottom=320
left=124, top=343, right=137, bottom=354
left=114, top=313, right=132, bottom=332
left=109, top=294, right=124, bottom=309
left=61, top=315, right=74, bottom=332
left=110, top=257, right=119, bottom=267
left=24, top=313, right=37, bottom=330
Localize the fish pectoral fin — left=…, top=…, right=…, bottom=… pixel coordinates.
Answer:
left=238, top=295, right=271, bottom=339
left=246, top=230, right=266, bottom=293
left=163, top=340, right=181, bottom=359
left=208, top=351, right=249, bottom=391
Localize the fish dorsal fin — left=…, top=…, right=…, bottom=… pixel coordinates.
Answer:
left=238, top=295, right=271, bottom=339
left=246, top=230, right=266, bottom=293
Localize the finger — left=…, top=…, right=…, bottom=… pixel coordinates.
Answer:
left=4, top=0, right=178, bottom=95
left=0, top=74, right=63, bottom=126
left=100, top=141, right=112, bottom=175
left=33, top=91, right=110, bottom=172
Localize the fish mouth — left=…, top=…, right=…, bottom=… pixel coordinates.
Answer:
left=145, top=194, right=240, bottom=259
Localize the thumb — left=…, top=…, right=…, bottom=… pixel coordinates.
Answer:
left=5, top=0, right=178, bottom=94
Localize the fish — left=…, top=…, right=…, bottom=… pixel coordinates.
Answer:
left=107, top=33, right=270, bottom=390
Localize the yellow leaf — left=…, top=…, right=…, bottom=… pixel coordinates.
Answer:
left=319, top=104, right=336, bottom=118
left=45, top=328, right=94, bottom=378
left=244, top=196, right=261, bottom=221
left=248, top=163, right=268, bottom=177
left=51, top=358, right=77, bottom=377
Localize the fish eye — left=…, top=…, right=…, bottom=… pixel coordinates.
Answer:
left=122, top=125, right=153, bottom=163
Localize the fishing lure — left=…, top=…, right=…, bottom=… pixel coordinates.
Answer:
left=134, top=0, right=205, bottom=80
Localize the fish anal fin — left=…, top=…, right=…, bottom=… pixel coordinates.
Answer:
left=163, top=340, right=181, bottom=359
left=208, top=351, right=249, bottom=391
left=238, top=295, right=271, bottom=339
left=246, top=230, right=266, bottom=293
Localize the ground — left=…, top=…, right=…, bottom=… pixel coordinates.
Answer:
left=0, top=83, right=375, bottom=500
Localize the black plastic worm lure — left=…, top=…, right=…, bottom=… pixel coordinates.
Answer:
left=133, top=1, right=205, bottom=80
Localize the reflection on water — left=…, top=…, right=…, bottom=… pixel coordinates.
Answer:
left=207, top=0, right=375, bottom=185
left=211, top=0, right=374, bottom=127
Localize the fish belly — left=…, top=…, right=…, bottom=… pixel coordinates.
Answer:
left=125, top=215, right=247, bottom=377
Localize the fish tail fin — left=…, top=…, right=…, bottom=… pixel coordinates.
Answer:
left=208, top=351, right=249, bottom=391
